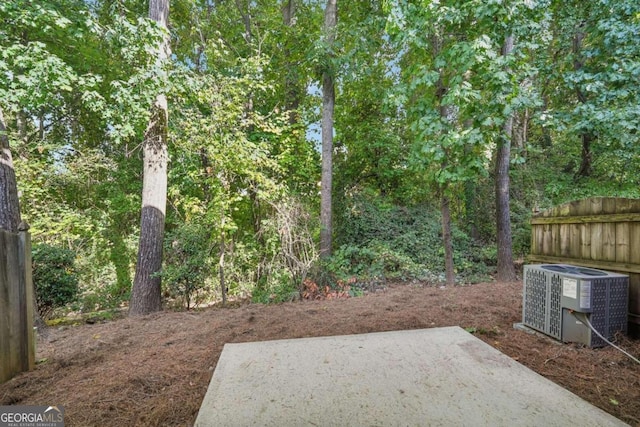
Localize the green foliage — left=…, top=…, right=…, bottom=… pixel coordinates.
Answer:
left=2, top=0, right=171, bottom=313
left=245, top=198, right=319, bottom=304
left=327, top=243, right=423, bottom=282
left=251, top=277, right=299, bottom=304
left=334, top=6, right=411, bottom=202
left=2, top=0, right=639, bottom=315
left=384, top=0, right=543, bottom=191
left=511, top=141, right=640, bottom=208
left=0, top=0, right=165, bottom=143
left=333, top=192, right=492, bottom=284
left=32, top=244, right=79, bottom=317
left=535, top=0, right=640, bottom=178
left=161, top=222, right=214, bottom=310
left=510, top=198, right=533, bottom=258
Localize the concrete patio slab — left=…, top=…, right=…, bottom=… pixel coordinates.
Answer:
left=195, top=326, right=627, bottom=426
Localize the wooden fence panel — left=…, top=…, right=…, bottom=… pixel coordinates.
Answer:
left=6, top=231, right=21, bottom=379
left=602, top=222, right=617, bottom=262
left=529, top=197, right=640, bottom=334
left=0, top=228, right=35, bottom=384
left=20, top=230, right=35, bottom=372
left=580, top=223, right=590, bottom=259
left=0, top=231, right=10, bottom=383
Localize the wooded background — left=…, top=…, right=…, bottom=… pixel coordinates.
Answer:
left=0, top=1, right=638, bottom=316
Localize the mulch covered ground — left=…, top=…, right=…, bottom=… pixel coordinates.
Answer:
left=1, top=281, right=639, bottom=426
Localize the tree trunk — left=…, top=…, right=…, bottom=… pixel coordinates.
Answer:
left=219, top=234, right=226, bottom=307
left=0, top=107, right=21, bottom=233
left=129, top=0, right=170, bottom=316
left=512, top=108, right=528, bottom=153
left=235, top=0, right=252, bottom=43
left=495, top=35, right=517, bottom=282
left=463, top=118, right=479, bottom=240
left=575, top=131, right=593, bottom=178
left=320, top=0, right=337, bottom=258
left=440, top=193, right=455, bottom=287
left=572, top=28, right=593, bottom=178
left=540, top=95, right=552, bottom=148
left=1, top=109, right=42, bottom=331
left=282, top=0, right=301, bottom=125
left=435, top=66, right=456, bottom=287
left=464, top=180, right=479, bottom=240
left=437, top=98, right=456, bottom=288
left=495, top=132, right=516, bottom=281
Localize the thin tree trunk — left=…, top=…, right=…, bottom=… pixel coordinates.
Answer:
left=462, top=118, right=479, bottom=240
left=320, top=0, right=337, bottom=258
left=464, top=180, right=479, bottom=240
left=573, top=28, right=593, bottom=178
left=495, top=35, right=517, bottom=282
left=575, top=132, right=593, bottom=178
left=219, top=234, right=226, bottom=306
left=130, top=0, right=170, bottom=316
left=0, top=107, right=21, bottom=233
left=200, top=148, right=213, bottom=202
left=540, top=95, right=553, bottom=149
left=235, top=0, right=252, bottom=43
left=512, top=108, right=528, bottom=153
left=282, top=0, right=301, bottom=125
left=282, top=0, right=295, bottom=30
left=441, top=193, right=455, bottom=287
left=436, top=66, right=456, bottom=287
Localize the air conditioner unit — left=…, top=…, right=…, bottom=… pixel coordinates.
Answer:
left=522, top=264, right=628, bottom=348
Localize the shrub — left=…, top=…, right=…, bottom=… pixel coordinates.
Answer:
left=327, top=243, right=423, bottom=282
left=251, top=276, right=299, bottom=304
left=250, top=197, right=320, bottom=304
left=32, top=244, right=79, bottom=318
left=332, top=191, right=493, bottom=284
left=161, top=222, right=214, bottom=309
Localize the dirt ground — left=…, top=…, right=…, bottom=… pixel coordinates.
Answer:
left=1, top=281, right=639, bottom=426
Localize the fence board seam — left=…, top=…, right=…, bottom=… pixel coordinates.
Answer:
left=531, top=213, right=640, bottom=225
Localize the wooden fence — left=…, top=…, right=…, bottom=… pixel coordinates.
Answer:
left=529, top=197, right=640, bottom=334
left=0, top=227, right=35, bottom=383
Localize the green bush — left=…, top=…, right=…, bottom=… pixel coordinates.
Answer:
left=161, top=222, right=214, bottom=310
left=251, top=275, right=299, bottom=304
left=327, top=243, right=423, bottom=282
left=32, top=244, right=79, bottom=317
left=333, top=192, right=493, bottom=284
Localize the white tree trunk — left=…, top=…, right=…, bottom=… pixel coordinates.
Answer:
left=130, top=0, right=170, bottom=315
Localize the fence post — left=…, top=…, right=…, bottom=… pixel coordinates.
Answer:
left=18, top=221, right=35, bottom=371
left=0, top=230, right=10, bottom=382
